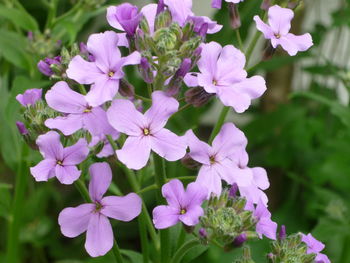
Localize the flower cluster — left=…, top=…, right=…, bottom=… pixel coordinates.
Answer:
left=15, top=0, right=328, bottom=262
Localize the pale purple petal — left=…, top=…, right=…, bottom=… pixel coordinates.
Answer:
left=184, top=73, right=199, bottom=87
left=107, top=99, right=145, bottom=136
left=63, top=139, right=89, bottom=165
left=179, top=205, right=203, bottom=226
left=240, top=184, right=269, bottom=206
left=106, top=6, right=123, bottom=30
left=85, top=213, right=114, bottom=257
left=216, top=45, right=246, bottom=80
left=45, top=114, right=83, bottom=136
left=58, top=204, right=94, bottom=238
left=183, top=182, right=207, bottom=208
left=315, top=253, right=330, bottom=263
left=140, top=4, right=157, bottom=34
left=185, top=130, right=211, bottom=165
left=119, top=51, right=141, bottom=67
left=66, top=55, right=103, bottom=84
left=106, top=4, right=141, bottom=36
left=253, top=16, right=274, bottom=40
left=83, top=107, right=115, bottom=136
left=196, top=165, right=222, bottom=197
left=116, top=136, right=151, bottom=170
left=302, top=233, right=325, bottom=254
left=55, top=165, right=81, bottom=184
left=101, top=193, right=142, bottom=221
left=211, top=0, right=222, bottom=9
left=45, top=81, right=86, bottom=113
left=144, top=91, right=179, bottom=132
left=267, top=5, right=294, bottom=35
left=85, top=77, right=119, bottom=107
left=36, top=131, right=63, bottom=160
left=212, top=123, right=247, bottom=159
left=116, top=33, right=129, bottom=47
left=252, top=167, right=269, bottom=190
left=164, top=0, right=193, bottom=27
left=161, top=179, right=185, bottom=208
left=89, top=162, right=112, bottom=202
left=256, top=217, right=277, bottom=240
left=30, top=159, right=56, bottom=182
left=150, top=128, right=187, bottom=162
left=16, top=88, right=42, bottom=106
left=197, top=42, right=221, bottom=77
left=152, top=205, right=180, bottom=229
left=213, top=159, right=252, bottom=187
left=278, top=33, right=313, bottom=56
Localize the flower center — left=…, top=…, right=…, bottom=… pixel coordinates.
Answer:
left=57, top=160, right=63, bottom=165
left=143, top=128, right=150, bottom=136
left=108, top=71, right=115, bottom=77
left=84, top=106, right=92, bottom=113
left=180, top=209, right=186, bottom=215
left=212, top=79, right=218, bottom=86
left=274, top=33, right=281, bottom=39
left=209, top=155, right=216, bottom=165
left=94, top=202, right=103, bottom=212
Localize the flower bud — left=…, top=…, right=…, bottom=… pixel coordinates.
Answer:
left=288, top=0, right=301, bottom=9
left=279, top=225, right=286, bottom=241
left=185, top=87, right=214, bottom=107
left=119, top=79, right=135, bottom=98
left=199, top=228, right=208, bottom=238
left=27, top=31, right=33, bottom=41
left=156, top=0, right=165, bottom=15
left=166, top=58, right=192, bottom=96
left=198, top=23, right=209, bottom=39
left=112, top=3, right=142, bottom=36
left=229, top=3, right=241, bottom=29
left=139, top=57, right=154, bottom=83
left=211, top=0, right=222, bottom=9
left=229, top=183, right=239, bottom=198
left=16, top=121, right=29, bottom=135
left=233, top=233, right=247, bottom=247
left=261, top=0, right=272, bottom=11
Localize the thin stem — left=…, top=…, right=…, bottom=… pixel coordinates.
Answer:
left=139, top=212, right=149, bottom=263
left=170, top=239, right=201, bottom=263
left=178, top=103, right=191, bottom=113
left=235, top=29, right=244, bottom=51
left=5, top=144, right=29, bottom=263
left=74, top=178, right=91, bottom=203
left=167, top=176, right=197, bottom=182
left=137, top=184, right=158, bottom=195
left=147, top=83, right=153, bottom=98
left=245, top=30, right=261, bottom=66
left=112, top=240, right=124, bottom=263
left=134, top=94, right=152, bottom=103
left=208, top=106, right=230, bottom=144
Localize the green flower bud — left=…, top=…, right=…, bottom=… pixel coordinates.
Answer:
left=155, top=10, right=172, bottom=30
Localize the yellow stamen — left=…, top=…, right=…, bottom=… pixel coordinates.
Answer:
left=108, top=71, right=115, bottom=77
left=275, top=33, right=281, bottom=39
left=210, top=156, right=216, bottom=165
left=143, top=128, right=150, bottom=136
left=57, top=160, right=63, bottom=165
left=212, top=79, right=217, bottom=86
left=180, top=209, right=186, bottom=215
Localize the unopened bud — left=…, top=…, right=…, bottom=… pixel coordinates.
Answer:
left=181, top=154, right=201, bottom=170
left=233, top=233, right=247, bottom=247
left=27, top=31, right=33, bottom=41
left=167, top=58, right=192, bottom=96
left=262, top=42, right=276, bottom=61
left=139, top=57, right=154, bottom=83
left=261, top=0, right=272, bottom=11
left=229, top=3, right=241, bottom=29
left=156, top=0, right=165, bottom=15
left=185, top=86, right=214, bottom=107
left=199, top=228, right=208, bottom=238
left=278, top=225, right=286, bottom=241
left=16, top=121, right=29, bottom=135
left=155, top=10, right=172, bottom=31
left=119, top=79, right=135, bottom=98
left=288, top=0, right=301, bottom=9
left=198, top=23, right=209, bottom=39
left=229, top=183, right=239, bottom=198
left=211, top=0, right=222, bottom=9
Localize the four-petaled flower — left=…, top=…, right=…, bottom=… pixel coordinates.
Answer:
left=67, top=31, right=141, bottom=106
left=152, top=179, right=207, bottom=229
left=30, top=131, right=89, bottom=184
left=254, top=5, right=313, bottom=56
left=184, top=41, right=266, bottom=113
left=185, top=123, right=253, bottom=197
left=16, top=88, right=42, bottom=107
left=58, top=162, right=142, bottom=257
left=107, top=91, right=187, bottom=170
left=45, top=81, right=118, bottom=137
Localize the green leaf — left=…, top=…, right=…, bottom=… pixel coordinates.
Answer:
left=0, top=4, right=39, bottom=31
left=121, top=249, right=144, bottom=263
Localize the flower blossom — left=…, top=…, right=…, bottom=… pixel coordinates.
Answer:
left=45, top=81, right=118, bottom=137
left=66, top=31, right=141, bottom=106
left=184, top=42, right=266, bottom=113
left=16, top=88, right=42, bottom=107
left=301, top=234, right=331, bottom=263
left=30, top=131, right=89, bottom=184
left=185, top=123, right=253, bottom=197
left=58, top=162, right=142, bottom=257
left=252, top=201, right=277, bottom=240
left=212, top=0, right=244, bottom=9
left=152, top=179, right=207, bottom=229
left=37, top=56, right=61, bottom=76
left=254, top=5, right=313, bottom=56
left=107, top=91, right=187, bottom=170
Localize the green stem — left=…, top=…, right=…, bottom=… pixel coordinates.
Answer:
left=137, top=184, right=158, bottom=195
left=167, top=176, right=197, bottom=182
left=235, top=29, right=244, bottom=51
left=74, top=178, right=91, bottom=202
left=245, top=30, right=261, bottom=66
left=134, top=94, right=152, bottom=103
left=139, top=212, right=149, bottom=263
left=5, top=144, right=29, bottom=263
left=208, top=106, right=230, bottom=144
left=171, top=239, right=201, bottom=263
left=153, top=154, right=170, bottom=263
left=112, top=240, right=124, bottom=263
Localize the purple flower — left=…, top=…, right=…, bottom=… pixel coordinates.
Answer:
left=16, top=121, right=28, bottom=135
left=152, top=179, right=207, bottom=229
left=184, top=42, right=266, bottom=113
left=185, top=123, right=252, bottom=197
left=186, top=16, right=222, bottom=35
left=44, top=81, right=118, bottom=137
left=252, top=201, right=277, bottom=240
left=106, top=3, right=142, bottom=36
left=211, top=0, right=244, bottom=9
left=107, top=91, right=187, bottom=170
left=16, top=88, right=42, bottom=107
left=30, top=131, right=89, bottom=184
left=89, top=131, right=120, bottom=158
left=37, top=56, right=61, bottom=76
left=301, top=234, right=330, bottom=263
left=58, top=162, right=142, bottom=257
left=254, top=5, right=313, bottom=56
left=66, top=31, right=141, bottom=106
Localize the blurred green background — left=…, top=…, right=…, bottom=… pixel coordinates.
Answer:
left=1, top=0, right=350, bottom=262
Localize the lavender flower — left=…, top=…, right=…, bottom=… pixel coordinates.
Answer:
left=107, top=91, right=187, bottom=170
left=16, top=89, right=42, bottom=107
left=254, top=5, right=313, bottom=56
left=301, top=234, right=331, bottom=263
left=44, top=81, right=118, bottom=137
left=185, top=123, right=252, bottom=197
left=152, top=179, right=207, bottom=229
left=58, top=162, right=142, bottom=257
left=66, top=31, right=141, bottom=106
left=184, top=42, right=266, bottom=113
left=211, top=0, right=244, bottom=9
left=30, top=131, right=89, bottom=184
left=253, top=201, right=277, bottom=240
left=37, top=56, right=61, bottom=77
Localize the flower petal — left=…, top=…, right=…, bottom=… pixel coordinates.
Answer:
left=55, top=165, right=81, bottom=185
left=63, top=139, right=89, bottom=165
left=58, top=204, right=94, bottom=238
left=152, top=205, right=180, bottom=229
left=106, top=6, right=124, bottom=31
left=45, top=114, right=83, bottom=136
left=36, top=131, right=63, bottom=160
left=278, top=33, right=313, bottom=56
left=107, top=99, right=145, bottom=136
left=267, top=5, right=294, bottom=35
left=253, top=15, right=274, bottom=40
left=179, top=205, right=203, bottom=226
left=116, top=136, right=151, bottom=170
left=89, top=162, right=112, bottom=202
left=151, top=128, right=186, bottom=162
left=85, top=213, right=114, bottom=257
left=196, top=165, right=222, bottom=197
left=30, top=159, right=56, bottom=182
left=161, top=179, right=185, bottom=208
left=85, top=77, right=119, bottom=107
left=213, top=159, right=252, bottom=187
left=101, top=193, right=142, bottom=221
left=183, top=181, right=207, bottom=208
left=83, top=107, right=116, bottom=136
left=164, top=0, right=193, bottom=26
left=144, top=91, right=179, bottom=132
left=252, top=167, right=269, bottom=190
left=45, top=81, right=87, bottom=113
left=140, top=4, right=157, bottom=34
left=197, top=42, right=221, bottom=77
left=66, top=55, right=102, bottom=84
left=185, top=130, right=211, bottom=165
